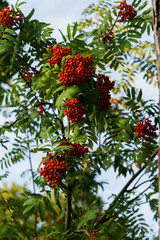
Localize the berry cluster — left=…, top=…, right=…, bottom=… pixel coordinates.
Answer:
left=65, top=98, right=85, bottom=123
left=88, top=229, right=100, bottom=240
left=38, top=104, right=44, bottom=116
left=60, top=141, right=88, bottom=156
left=20, top=68, right=37, bottom=83
left=40, top=153, right=67, bottom=188
left=59, top=54, right=94, bottom=87
left=102, top=31, right=114, bottom=43
left=34, top=235, right=54, bottom=240
left=134, top=118, right=158, bottom=141
left=0, top=7, right=24, bottom=28
left=110, top=98, right=120, bottom=105
left=47, top=44, right=72, bottom=67
left=96, top=74, right=114, bottom=111
left=77, top=212, right=83, bottom=220
left=118, top=0, right=137, bottom=22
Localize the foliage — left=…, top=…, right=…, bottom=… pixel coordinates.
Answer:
left=0, top=0, right=158, bottom=239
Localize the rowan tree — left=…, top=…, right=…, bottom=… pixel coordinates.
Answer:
left=0, top=0, right=159, bottom=239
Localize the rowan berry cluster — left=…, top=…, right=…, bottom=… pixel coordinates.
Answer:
left=40, top=153, right=67, bottom=188
left=88, top=229, right=100, bottom=240
left=47, top=44, right=72, bottom=67
left=77, top=212, right=83, bottom=220
left=102, top=31, right=114, bottom=43
left=96, top=74, right=114, bottom=111
left=65, top=98, right=85, bottom=123
left=60, top=140, right=88, bottom=156
left=59, top=54, right=94, bottom=87
left=20, top=68, right=37, bottom=83
left=134, top=118, right=158, bottom=141
left=34, top=235, right=54, bottom=240
left=38, top=104, right=44, bottom=116
left=110, top=98, right=120, bottom=105
left=0, top=7, right=24, bottom=28
left=118, top=0, right=137, bottom=22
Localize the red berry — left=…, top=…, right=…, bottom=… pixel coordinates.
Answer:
left=134, top=118, right=158, bottom=141
left=0, top=7, right=24, bottom=28
left=118, top=0, right=137, bottom=22
left=65, top=98, right=85, bottom=123
left=47, top=44, right=72, bottom=67
left=96, top=74, right=114, bottom=111
left=59, top=54, right=94, bottom=87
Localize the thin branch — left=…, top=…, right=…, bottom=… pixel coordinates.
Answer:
left=126, top=176, right=157, bottom=193
left=127, top=179, right=157, bottom=205
left=110, top=14, right=119, bottom=32
left=18, top=55, right=40, bottom=74
left=68, top=229, right=87, bottom=237
left=2, top=117, right=20, bottom=128
left=94, top=148, right=159, bottom=228
left=65, top=182, right=72, bottom=231
left=131, top=172, right=146, bottom=189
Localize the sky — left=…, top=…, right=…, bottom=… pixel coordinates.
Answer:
left=1, top=0, right=159, bottom=237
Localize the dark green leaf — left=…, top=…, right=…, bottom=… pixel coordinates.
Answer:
left=72, top=22, right=77, bottom=38
left=67, top=24, right=71, bottom=40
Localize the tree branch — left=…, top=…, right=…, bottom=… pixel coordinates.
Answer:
left=126, top=176, right=157, bottom=193
left=65, top=182, right=72, bottom=231
left=94, top=148, right=159, bottom=228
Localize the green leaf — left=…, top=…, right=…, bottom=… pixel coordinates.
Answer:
left=39, top=202, right=45, bottom=221
left=58, top=29, right=67, bottom=42
left=52, top=85, right=65, bottom=95
left=147, top=25, right=151, bottom=35
left=137, top=89, right=142, bottom=102
left=72, top=22, right=77, bottom=38
left=138, top=1, right=148, bottom=11
left=142, top=8, right=152, bottom=15
left=25, top=9, right=35, bottom=21
left=131, top=87, right=135, bottom=99
left=141, top=22, right=147, bottom=34
left=64, top=86, right=81, bottom=98
left=67, top=24, right=71, bottom=40
left=55, top=91, right=65, bottom=109
left=121, top=40, right=132, bottom=52
left=23, top=203, right=36, bottom=214
left=23, top=198, right=37, bottom=206
left=17, top=1, right=26, bottom=7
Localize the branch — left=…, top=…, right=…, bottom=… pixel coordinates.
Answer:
left=94, top=148, right=159, bottom=228
left=65, top=182, right=72, bottom=231
left=68, top=229, right=87, bottom=237
left=18, top=55, right=40, bottom=74
left=126, top=176, right=157, bottom=193
left=127, top=179, right=157, bottom=205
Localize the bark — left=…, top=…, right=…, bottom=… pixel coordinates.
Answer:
left=152, top=0, right=160, bottom=238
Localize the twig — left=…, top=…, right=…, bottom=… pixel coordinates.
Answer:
left=94, top=148, right=159, bottom=228
left=126, top=176, right=157, bottom=193
left=18, top=55, right=40, bottom=74
left=65, top=182, right=72, bottom=231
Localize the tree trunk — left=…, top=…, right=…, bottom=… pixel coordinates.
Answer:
left=152, top=0, right=160, bottom=238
